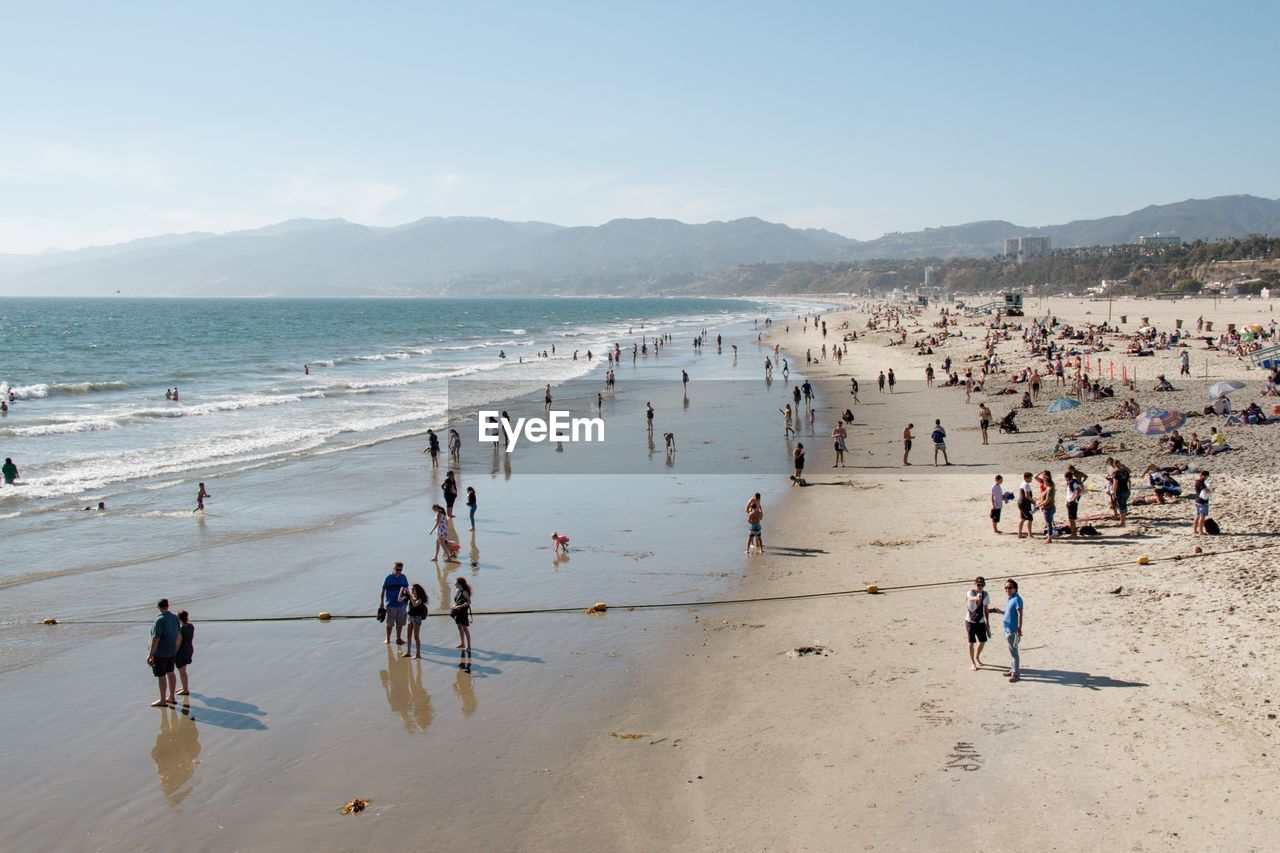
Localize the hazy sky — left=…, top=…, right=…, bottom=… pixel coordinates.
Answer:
left=2, top=1, right=1277, bottom=253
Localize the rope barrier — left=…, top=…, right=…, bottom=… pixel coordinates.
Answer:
left=21, top=540, right=1274, bottom=627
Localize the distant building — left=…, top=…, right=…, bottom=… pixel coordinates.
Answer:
left=1140, top=232, right=1182, bottom=247
left=924, top=265, right=940, bottom=288
left=1003, top=235, right=1051, bottom=263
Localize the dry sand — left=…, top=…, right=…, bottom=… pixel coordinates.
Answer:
left=526, top=296, right=1280, bottom=851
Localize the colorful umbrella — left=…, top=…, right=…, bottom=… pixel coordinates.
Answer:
left=1047, top=398, right=1081, bottom=413
left=1207, top=380, right=1245, bottom=398
left=1133, top=408, right=1186, bottom=435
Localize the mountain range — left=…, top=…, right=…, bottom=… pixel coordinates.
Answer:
left=2, top=194, right=1278, bottom=297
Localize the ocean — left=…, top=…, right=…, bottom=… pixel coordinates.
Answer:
left=0, top=295, right=827, bottom=664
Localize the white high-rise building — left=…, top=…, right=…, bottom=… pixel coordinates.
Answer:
left=1004, top=235, right=1051, bottom=262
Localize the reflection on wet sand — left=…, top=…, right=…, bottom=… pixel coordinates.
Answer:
left=152, top=703, right=201, bottom=806
left=380, top=647, right=434, bottom=733
left=454, top=665, right=477, bottom=717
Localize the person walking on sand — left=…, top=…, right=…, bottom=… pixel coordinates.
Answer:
left=544, top=384, right=553, bottom=410
left=174, top=610, right=195, bottom=697
left=404, top=583, right=428, bottom=659
left=2, top=457, right=18, bottom=485
left=990, top=474, right=1005, bottom=534
left=448, top=428, right=462, bottom=465
left=780, top=404, right=795, bottom=436
left=887, top=369, right=896, bottom=393
left=466, top=486, right=477, bottom=530
left=878, top=371, right=886, bottom=393
left=978, top=402, right=992, bottom=446
left=931, top=419, right=950, bottom=466
left=452, top=577, right=473, bottom=652
left=966, top=577, right=991, bottom=670
left=380, top=561, right=410, bottom=646
left=745, top=493, right=764, bottom=553
left=989, top=579, right=1024, bottom=682
left=832, top=422, right=847, bottom=467
left=424, top=429, right=441, bottom=468
left=792, top=443, right=805, bottom=485
left=146, top=599, right=181, bottom=707
left=850, top=377, right=860, bottom=403
left=193, top=482, right=210, bottom=513
left=442, top=471, right=459, bottom=518
left=432, top=505, right=459, bottom=563
left=903, top=423, right=914, bottom=465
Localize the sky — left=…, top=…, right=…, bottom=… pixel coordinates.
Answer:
left=1, top=0, right=1278, bottom=253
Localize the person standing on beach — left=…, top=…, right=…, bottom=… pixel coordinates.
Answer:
left=1193, top=471, right=1212, bottom=535
left=925, top=363, right=935, bottom=387
left=452, top=577, right=473, bottom=653
left=466, top=486, right=478, bottom=530
left=193, top=482, right=210, bottom=513
left=989, top=580, right=1023, bottom=682
left=849, top=377, right=860, bottom=403
left=544, top=384, right=553, bottom=410
left=424, top=429, right=441, bottom=468
left=931, top=420, right=950, bottom=466
left=380, top=561, right=409, bottom=646
left=887, top=369, right=896, bottom=393
left=1065, top=470, right=1083, bottom=538
left=745, top=493, right=764, bottom=553
left=2, top=457, right=18, bottom=485
left=442, top=471, right=459, bottom=518
left=903, top=423, right=914, bottom=465
left=878, top=371, right=886, bottom=393
left=990, top=475, right=1005, bottom=534
left=448, top=429, right=462, bottom=465
left=1017, top=472, right=1035, bottom=538
left=432, top=505, right=458, bottom=563
left=966, top=577, right=991, bottom=670
left=682, top=370, right=689, bottom=389
left=146, top=599, right=181, bottom=707
left=792, top=443, right=805, bottom=485
left=832, top=422, right=847, bottom=467
left=978, top=403, right=992, bottom=446
left=404, top=584, right=428, bottom=659
left=1036, top=471, right=1056, bottom=542
left=646, top=402, right=655, bottom=433
left=174, top=610, right=194, bottom=697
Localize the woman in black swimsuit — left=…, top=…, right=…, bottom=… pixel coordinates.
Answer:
left=452, top=577, right=472, bottom=652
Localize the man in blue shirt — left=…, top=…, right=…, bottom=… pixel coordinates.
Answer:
left=380, top=562, right=410, bottom=646
left=147, top=598, right=181, bottom=707
left=990, top=579, right=1025, bottom=682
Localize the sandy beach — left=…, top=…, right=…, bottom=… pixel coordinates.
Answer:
left=527, top=295, right=1280, bottom=851
left=4, top=295, right=1280, bottom=851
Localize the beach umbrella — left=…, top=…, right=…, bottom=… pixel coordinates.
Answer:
left=1047, top=398, right=1081, bottom=413
left=1207, top=380, right=1245, bottom=398
left=1133, top=408, right=1186, bottom=435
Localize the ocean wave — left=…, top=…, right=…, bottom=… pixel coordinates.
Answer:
left=437, top=340, right=517, bottom=352
left=49, top=380, right=130, bottom=395
left=1, top=383, right=49, bottom=400
left=310, top=359, right=337, bottom=367
left=500, top=328, right=527, bottom=335
left=132, top=393, right=305, bottom=419
left=352, top=351, right=411, bottom=362
left=0, top=416, right=122, bottom=438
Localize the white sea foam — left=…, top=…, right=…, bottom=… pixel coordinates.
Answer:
left=49, top=380, right=130, bottom=395
left=2, top=383, right=49, bottom=400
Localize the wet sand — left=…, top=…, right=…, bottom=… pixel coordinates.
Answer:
left=0, top=312, right=822, bottom=851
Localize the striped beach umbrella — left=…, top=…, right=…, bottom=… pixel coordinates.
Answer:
left=1047, top=397, right=1081, bottom=414
left=1133, top=408, right=1186, bottom=435
left=1207, top=380, right=1246, bottom=398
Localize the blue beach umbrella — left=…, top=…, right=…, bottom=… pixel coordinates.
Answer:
left=1133, top=408, right=1186, bottom=435
left=1047, top=398, right=1081, bottom=414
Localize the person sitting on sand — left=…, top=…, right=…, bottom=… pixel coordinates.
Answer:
left=1164, top=430, right=1187, bottom=454
left=1207, top=427, right=1231, bottom=453
left=1242, top=401, right=1266, bottom=424
left=1203, top=395, right=1232, bottom=416
left=1154, top=374, right=1176, bottom=392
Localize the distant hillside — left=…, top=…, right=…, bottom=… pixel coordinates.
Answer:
left=1, top=195, right=1278, bottom=296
